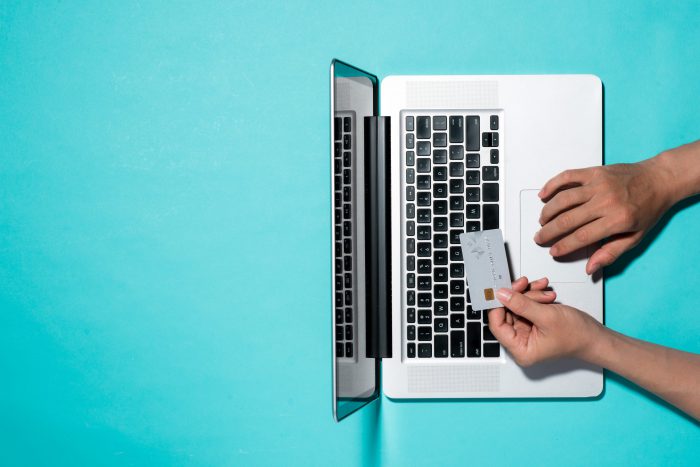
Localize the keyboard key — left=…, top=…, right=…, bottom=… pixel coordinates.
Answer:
left=336, top=307, right=343, bottom=323
left=407, top=238, right=415, bottom=253
left=483, top=183, right=499, bottom=202
left=344, top=117, right=351, bottom=132
left=418, top=326, right=432, bottom=341
left=450, top=262, right=464, bottom=278
left=450, top=246, right=463, bottom=262
left=417, top=158, right=431, bottom=173
left=407, top=325, right=416, bottom=340
left=406, top=116, right=414, bottom=131
left=483, top=204, right=499, bottom=229
left=491, top=132, right=499, bottom=147
left=467, top=204, right=480, bottom=219
left=336, top=325, right=344, bottom=340
left=483, top=166, right=499, bottom=181
left=434, top=301, right=448, bottom=315
left=335, top=242, right=342, bottom=257
left=418, top=309, right=431, bottom=324
left=344, top=273, right=352, bottom=288
left=406, top=133, right=415, bottom=149
left=466, top=170, right=480, bottom=185
left=344, top=238, right=352, bottom=254
left=466, top=221, right=480, bottom=232
left=466, top=187, right=480, bottom=202
left=434, top=234, right=448, bottom=248
left=418, top=259, right=431, bottom=273
left=418, top=343, right=432, bottom=358
left=417, top=191, right=431, bottom=206
left=335, top=159, right=341, bottom=174
left=407, top=186, right=415, bottom=202
left=484, top=343, right=500, bottom=358
left=345, top=325, right=353, bottom=340
left=407, top=342, right=416, bottom=358
left=434, top=184, right=448, bottom=198
left=344, top=256, right=352, bottom=271
left=406, top=150, right=415, bottom=166
left=483, top=325, right=497, bottom=341
left=466, top=116, right=480, bottom=151
left=343, top=168, right=351, bottom=184
left=490, top=115, right=498, bottom=130
left=417, top=116, right=431, bottom=139
left=344, top=203, right=352, bottom=219
left=406, top=203, right=415, bottom=219
left=407, top=290, right=415, bottom=305
left=417, top=209, right=431, bottom=223
left=407, top=256, right=414, bottom=271
left=467, top=322, right=481, bottom=357
left=334, top=118, right=341, bottom=141
left=467, top=307, right=481, bottom=320
left=418, top=293, right=432, bottom=307
left=466, top=153, right=480, bottom=168
left=449, top=145, right=464, bottom=160
left=407, top=307, right=416, bottom=323
left=345, top=291, right=352, bottom=306
left=450, top=330, right=465, bottom=357
left=450, top=279, right=465, bottom=295
left=418, top=275, right=432, bottom=290
left=417, top=175, right=431, bottom=190
left=450, top=313, right=465, bottom=328
left=345, top=342, right=353, bottom=357
left=335, top=142, right=341, bottom=157
left=344, top=134, right=351, bottom=149
left=434, top=200, right=448, bottom=215
left=344, top=186, right=351, bottom=202
left=449, top=162, right=464, bottom=177
left=490, top=149, right=499, bottom=164
left=434, top=249, right=448, bottom=265
left=449, top=116, right=464, bottom=143
left=345, top=307, right=352, bottom=323
left=435, top=335, right=449, bottom=357
left=433, top=149, right=447, bottom=164
left=417, top=242, right=431, bottom=257
left=450, top=296, right=465, bottom=311
left=407, top=220, right=415, bottom=236
left=433, top=166, right=447, bottom=181
left=344, top=151, right=351, bottom=167
left=449, top=229, right=463, bottom=245
left=434, top=133, right=447, bottom=147
left=417, top=141, right=431, bottom=156
left=434, top=284, right=448, bottom=299
left=450, top=195, right=464, bottom=211
left=435, top=318, right=448, bottom=333
left=406, top=168, right=415, bottom=184
left=481, top=132, right=491, bottom=148
left=337, top=342, right=344, bottom=357
left=407, top=273, right=416, bottom=288
left=433, top=116, right=447, bottom=130
left=417, top=225, right=431, bottom=240
left=336, top=292, right=343, bottom=307
left=450, top=212, right=464, bottom=227
left=450, top=178, right=464, bottom=194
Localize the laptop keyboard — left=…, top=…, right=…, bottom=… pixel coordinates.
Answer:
left=333, top=112, right=355, bottom=360
left=403, top=111, right=504, bottom=360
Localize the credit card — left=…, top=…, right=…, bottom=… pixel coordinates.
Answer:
left=459, top=229, right=512, bottom=311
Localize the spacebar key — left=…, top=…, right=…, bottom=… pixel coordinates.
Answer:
left=467, top=322, right=481, bottom=357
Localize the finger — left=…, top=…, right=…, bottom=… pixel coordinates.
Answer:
left=505, top=310, right=514, bottom=325
left=511, top=276, right=529, bottom=292
left=539, top=168, right=593, bottom=200
left=524, top=289, right=557, bottom=303
left=528, top=277, right=549, bottom=291
left=536, top=204, right=601, bottom=246
left=549, top=217, right=615, bottom=257
left=496, top=289, right=542, bottom=323
left=488, top=309, right=517, bottom=347
left=586, top=232, right=642, bottom=274
left=539, top=187, right=592, bottom=225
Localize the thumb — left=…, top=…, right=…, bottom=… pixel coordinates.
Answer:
left=495, top=288, right=543, bottom=323
left=586, top=232, right=641, bottom=274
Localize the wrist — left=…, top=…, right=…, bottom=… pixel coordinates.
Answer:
left=576, top=319, right=613, bottom=366
left=648, top=144, right=700, bottom=203
left=642, top=152, right=684, bottom=208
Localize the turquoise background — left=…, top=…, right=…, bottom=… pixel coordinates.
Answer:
left=1, top=0, right=699, bottom=465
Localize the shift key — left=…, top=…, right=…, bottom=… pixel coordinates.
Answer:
left=467, top=322, right=481, bottom=357
left=450, top=330, right=465, bottom=357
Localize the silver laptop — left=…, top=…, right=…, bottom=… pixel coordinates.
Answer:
left=331, top=59, right=603, bottom=421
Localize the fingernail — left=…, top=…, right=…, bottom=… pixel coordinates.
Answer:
left=543, top=291, right=554, bottom=296
left=538, top=189, right=544, bottom=198
left=550, top=245, right=558, bottom=256
left=533, top=231, right=541, bottom=243
left=588, top=263, right=599, bottom=275
left=496, top=289, right=512, bottom=302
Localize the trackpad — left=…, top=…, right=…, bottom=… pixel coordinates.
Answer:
left=520, top=190, right=588, bottom=283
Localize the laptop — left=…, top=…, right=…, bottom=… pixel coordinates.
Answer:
left=330, top=59, right=604, bottom=421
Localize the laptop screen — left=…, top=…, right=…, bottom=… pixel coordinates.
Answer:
left=331, top=60, right=379, bottom=421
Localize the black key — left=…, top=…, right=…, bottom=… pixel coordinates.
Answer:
left=466, top=153, right=480, bottom=168
left=344, top=238, right=352, bottom=254
left=335, top=192, right=341, bottom=207
left=335, top=275, right=343, bottom=291
left=417, top=191, right=431, bottom=206
left=467, top=322, right=481, bottom=357
left=483, top=166, right=499, bottom=181
left=450, top=279, right=465, bottom=295
left=449, top=212, right=464, bottom=228
left=433, top=133, right=447, bottom=148
left=450, top=330, right=465, bottom=357
left=418, top=309, right=431, bottom=324
left=344, top=203, right=352, bottom=219
left=336, top=292, right=343, bottom=307
left=344, top=134, right=351, bottom=150
left=345, top=290, right=352, bottom=306
left=335, top=307, right=343, bottom=323
left=449, top=145, right=464, bottom=160
left=418, top=275, right=432, bottom=290
left=450, top=313, right=465, bottom=328
left=407, top=342, right=416, bottom=358
left=467, top=306, right=481, bottom=321
left=433, top=217, right=447, bottom=232
left=336, top=342, right=344, bottom=357
left=417, top=259, right=431, bottom=273
left=344, top=186, right=351, bottom=202
left=466, top=116, right=480, bottom=151
left=344, top=273, right=352, bottom=288
left=434, top=284, right=448, bottom=299
left=407, top=325, right=416, bottom=340
left=336, top=325, right=344, bottom=340
left=417, top=225, right=431, bottom=240
left=406, top=116, right=414, bottom=132
left=344, top=255, right=352, bottom=271
left=407, top=290, right=415, bottom=305
left=434, top=301, right=448, bottom=315
left=418, top=343, right=432, bottom=358
left=335, top=159, right=341, bottom=174
left=336, top=257, right=344, bottom=273
left=433, top=116, right=447, bottom=130
left=450, top=195, right=464, bottom=211
left=449, top=230, right=463, bottom=245
left=435, top=335, right=449, bottom=357
left=433, top=183, right=448, bottom=198
left=466, top=187, right=480, bottom=202
left=434, top=200, right=448, bottom=215
left=406, top=150, right=415, bottom=166
left=334, top=118, right=341, bottom=141
left=418, top=293, right=432, bottom=307
left=449, top=162, right=464, bottom=177
left=417, top=209, right=431, bottom=224
left=345, top=325, right=353, bottom=340
left=466, top=170, right=480, bottom=185
left=406, top=203, right=415, bottom=219
left=483, top=310, right=489, bottom=324
left=435, top=318, right=448, bottom=333
left=434, top=249, right=448, bottom=265
left=434, top=267, right=448, bottom=282
left=449, top=116, right=464, bottom=143
left=406, top=133, right=415, bottom=149
left=449, top=178, right=464, bottom=194
left=335, top=209, right=341, bottom=224
left=435, top=234, right=448, bottom=248
left=407, top=307, right=416, bottom=323
left=346, top=342, right=353, bottom=357
left=483, top=204, right=499, bottom=229
left=406, top=168, right=415, bottom=184
left=417, top=175, right=431, bottom=190
left=335, top=242, right=342, bottom=257
left=343, top=151, right=351, bottom=167
left=335, top=142, right=341, bottom=157
left=407, top=256, right=415, bottom=271
left=417, top=157, right=431, bottom=173
left=407, top=186, right=415, bottom=203
left=417, top=116, right=431, bottom=139
left=407, top=273, right=416, bottom=289
left=335, top=176, right=341, bottom=191
left=344, top=117, right=351, bottom=132
left=407, top=220, right=415, bottom=236
left=433, top=166, right=447, bottom=181
left=407, top=238, right=415, bottom=254
left=450, top=262, right=464, bottom=278
left=451, top=296, right=465, bottom=311
left=450, top=246, right=463, bottom=261
left=490, top=149, right=499, bottom=164
left=490, top=115, right=498, bottom=130
left=345, top=307, right=353, bottom=323
left=418, top=326, right=432, bottom=341
left=483, top=183, right=499, bottom=202
left=417, top=141, right=431, bottom=156
left=481, top=132, right=491, bottom=148
left=491, top=132, right=499, bottom=147
left=417, top=242, right=431, bottom=257
left=433, top=149, right=447, bottom=164
left=466, top=204, right=480, bottom=219
left=483, top=326, right=497, bottom=341
left=466, top=221, right=480, bottom=232
left=343, top=168, right=351, bottom=184
left=484, top=343, right=500, bottom=357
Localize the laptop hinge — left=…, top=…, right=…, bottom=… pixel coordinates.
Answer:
left=364, top=116, right=392, bottom=359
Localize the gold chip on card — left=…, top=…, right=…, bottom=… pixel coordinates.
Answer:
left=484, top=288, right=495, bottom=301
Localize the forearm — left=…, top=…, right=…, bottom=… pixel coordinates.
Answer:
left=648, top=140, right=700, bottom=203
left=583, top=327, right=700, bottom=420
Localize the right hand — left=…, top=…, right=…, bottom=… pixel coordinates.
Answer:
left=535, top=159, right=674, bottom=275
left=488, top=286, right=605, bottom=367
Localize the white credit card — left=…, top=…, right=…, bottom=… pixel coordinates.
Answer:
left=459, top=229, right=512, bottom=311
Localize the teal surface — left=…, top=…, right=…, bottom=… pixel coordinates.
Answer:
left=1, top=1, right=699, bottom=465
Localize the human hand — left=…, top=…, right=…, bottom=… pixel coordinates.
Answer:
left=487, top=282, right=605, bottom=367
left=535, top=160, right=675, bottom=275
